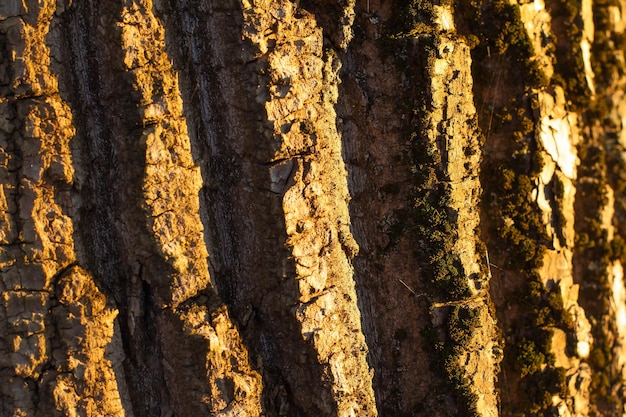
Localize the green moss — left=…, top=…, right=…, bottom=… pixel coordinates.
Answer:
left=515, top=338, right=547, bottom=377
left=489, top=162, right=548, bottom=270
left=456, top=1, right=553, bottom=89
left=591, top=1, right=624, bottom=91
left=523, top=366, right=567, bottom=413
left=527, top=59, right=550, bottom=88
left=590, top=345, right=609, bottom=369
left=441, top=344, right=480, bottom=417
left=448, top=305, right=481, bottom=346
left=397, top=0, right=435, bottom=30
left=547, top=0, right=592, bottom=109
left=389, top=4, right=482, bottom=412
left=574, top=137, right=622, bottom=412
left=607, top=143, right=626, bottom=252
left=474, top=46, right=574, bottom=417
left=611, top=236, right=626, bottom=262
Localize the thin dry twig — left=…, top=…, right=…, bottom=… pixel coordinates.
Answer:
left=398, top=279, right=416, bottom=295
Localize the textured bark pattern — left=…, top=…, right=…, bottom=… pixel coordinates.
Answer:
left=1, top=0, right=626, bottom=416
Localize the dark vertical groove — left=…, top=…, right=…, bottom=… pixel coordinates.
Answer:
left=63, top=2, right=123, bottom=304
left=156, top=2, right=335, bottom=415
left=58, top=2, right=174, bottom=415
left=337, top=6, right=450, bottom=415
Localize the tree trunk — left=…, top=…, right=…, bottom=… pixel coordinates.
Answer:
left=1, top=0, right=625, bottom=416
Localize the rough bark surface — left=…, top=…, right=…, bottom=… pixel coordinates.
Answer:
left=1, top=0, right=626, bottom=416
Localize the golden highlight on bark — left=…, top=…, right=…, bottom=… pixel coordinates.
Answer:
left=1, top=0, right=626, bottom=416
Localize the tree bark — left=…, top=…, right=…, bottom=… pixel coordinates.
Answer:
left=1, top=0, right=625, bottom=416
